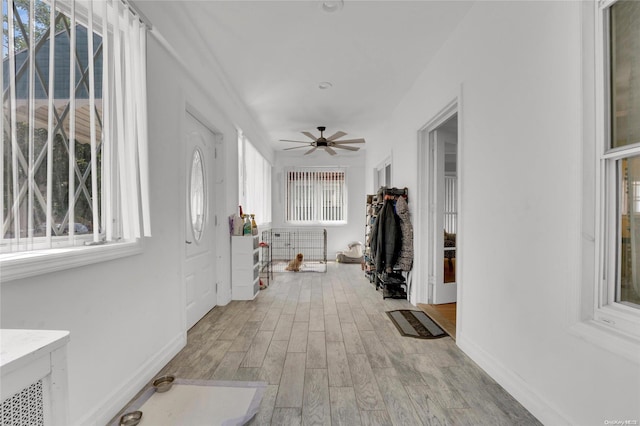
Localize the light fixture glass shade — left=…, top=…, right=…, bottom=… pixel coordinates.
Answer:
left=322, top=1, right=344, bottom=13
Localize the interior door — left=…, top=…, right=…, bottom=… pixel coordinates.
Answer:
left=184, top=112, right=217, bottom=329
left=431, top=128, right=457, bottom=304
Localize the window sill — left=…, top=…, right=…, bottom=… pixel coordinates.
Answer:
left=569, top=318, right=640, bottom=365
left=0, top=241, right=142, bottom=283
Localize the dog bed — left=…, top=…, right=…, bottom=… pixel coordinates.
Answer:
left=336, top=241, right=364, bottom=264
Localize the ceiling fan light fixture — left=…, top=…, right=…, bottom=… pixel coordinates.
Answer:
left=318, top=81, right=333, bottom=90
left=279, top=126, right=365, bottom=156
left=321, top=0, right=343, bottom=13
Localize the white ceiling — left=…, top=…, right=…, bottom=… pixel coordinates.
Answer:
left=139, top=0, right=474, bottom=154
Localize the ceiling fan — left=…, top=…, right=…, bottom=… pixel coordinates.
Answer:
left=280, top=126, right=365, bottom=156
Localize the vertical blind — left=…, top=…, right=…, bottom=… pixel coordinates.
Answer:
left=237, top=130, right=271, bottom=225
left=2, top=0, right=150, bottom=253
left=286, top=168, right=346, bottom=223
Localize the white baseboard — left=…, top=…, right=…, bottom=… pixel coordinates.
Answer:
left=457, top=334, right=572, bottom=426
left=218, top=291, right=231, bottom=306
left=74, top=332, right=186, bottom=426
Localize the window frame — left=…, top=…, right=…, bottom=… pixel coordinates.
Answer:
left=0, top=240, right=142, bottom=282
left=591, top=0, right=640, bottom=339
left=284, top=167, right=347, bottom=225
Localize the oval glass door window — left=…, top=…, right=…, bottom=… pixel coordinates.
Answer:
left=190, top=148, right=206, bottom=241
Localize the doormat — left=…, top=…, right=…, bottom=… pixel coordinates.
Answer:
left=110, top=379, right=267, bottom=426
left=386, top=310, right=447, bottom=339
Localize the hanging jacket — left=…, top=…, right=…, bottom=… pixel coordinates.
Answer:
left=369, top=214, right=379, bottom=260
left=394, top=196, right=413, bottom=271
left=372, top=199, right=402, bottom=273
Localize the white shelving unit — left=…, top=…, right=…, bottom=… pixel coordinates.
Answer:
left=231, top=235, right=260, bottom=300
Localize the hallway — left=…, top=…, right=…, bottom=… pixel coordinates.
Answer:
left=127, top=262, right=540, bottom=425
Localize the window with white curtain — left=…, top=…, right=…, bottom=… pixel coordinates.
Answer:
left=285, top=168, right=346, bottom=224
left=238, top=131, right=271, bottom=225
left=1, top=0, right=150, bottom=256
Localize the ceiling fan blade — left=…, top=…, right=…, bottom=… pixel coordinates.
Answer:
left=284, top=145, right=312, bottom=151
left=326, top=131, right=347, bottom=141
left=332, top=138, right=365, bottom=144
left=332, top=145, right=360, bottom=151
left=301, top=131, right=317, bottom=141
left=280, top=139, right=312, bottom=143
left=304, top=147, right=318, bottom=155
left=324, top=146, right=337, bottom=156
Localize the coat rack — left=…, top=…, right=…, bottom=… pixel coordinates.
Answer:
left=365, top=186, right=412, bottom=299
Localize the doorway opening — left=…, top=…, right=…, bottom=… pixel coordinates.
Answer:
left=374, top=156, right=392, bottom=189
left=416, top=100, right=459, bottom=338
left=441, top=116, right=458, bottom=287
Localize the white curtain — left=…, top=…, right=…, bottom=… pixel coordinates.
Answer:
left=70, top=0, right=151, bottom=240
left=108, top=0, right=151, bottom=239
left=238, top=131, right=272, bottom=225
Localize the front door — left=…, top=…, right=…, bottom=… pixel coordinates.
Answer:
left=184, top=112, right=217, bottom=329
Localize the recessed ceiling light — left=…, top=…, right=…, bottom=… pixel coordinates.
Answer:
left=321, top=0, right=343, bottom=13
left=318, top=81, right=333, bottom=90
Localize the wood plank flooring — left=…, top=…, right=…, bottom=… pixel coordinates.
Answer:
left=118, top=262, right=540, bottom=425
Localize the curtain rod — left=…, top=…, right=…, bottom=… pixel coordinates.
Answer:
left=122, top=0, right=153, bottom=30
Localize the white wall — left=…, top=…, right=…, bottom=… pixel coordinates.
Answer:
left=366, top=1, right=639, bottom=425
left=0, top=12, right=267, bottom=426
left=271, top=152, right=366, bottom=258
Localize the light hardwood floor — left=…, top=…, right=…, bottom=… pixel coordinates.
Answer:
left=418, top=303, right=457, bottom=340
left=120, top=262, right=540, bottom=425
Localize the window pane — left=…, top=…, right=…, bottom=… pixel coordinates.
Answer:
left=190, top=149, right=205, bottom=241
left=3, top=1, right=103, bottom=242
left=610, top=0, right=640, bottom=149
left=50, top=134, right=70, bottom=236
left=73, top=141, right=98, bottom=235
left=618, top=156, right=640, bottom=307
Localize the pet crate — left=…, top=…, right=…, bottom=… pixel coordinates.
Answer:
left=261, top=228, right=327, bottom=273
